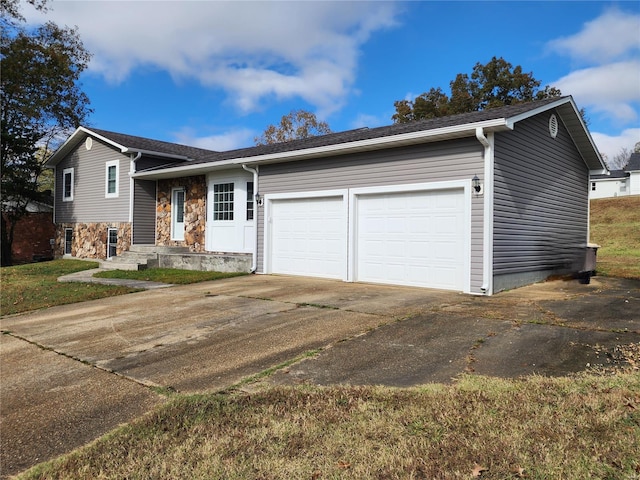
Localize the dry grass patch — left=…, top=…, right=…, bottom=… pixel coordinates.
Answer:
left=0, top=260, right=138, bottom=316
left=93, top=268, right=247, bottom=284
left=20, top=373, right=640, bottom=479
left=590, top=196, right=640, bottom=279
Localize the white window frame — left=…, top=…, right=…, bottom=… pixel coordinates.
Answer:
left=62, top=167, right=74, bottom=201
left=105, top=160, right=119, bottom=198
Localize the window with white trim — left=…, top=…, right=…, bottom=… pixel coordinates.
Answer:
left=105, top=160, right=119, bottom=198
left=591, top=182, right=596, bottom=191
left=214, top=182, right=234, bottom=220
left=246, top=181, right=254, bottom=220
left=63, top=168, right=74, bottom=201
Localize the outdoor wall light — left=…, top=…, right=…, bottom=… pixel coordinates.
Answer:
left=255, top=193, right=263, bottom=206
left=472, top=175, right=482, bottom=195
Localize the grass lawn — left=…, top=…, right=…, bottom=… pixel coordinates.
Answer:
left=590, top=196, right=640, bottom=279
left=19, top=373, right=640, bottom=479
left=93, top=268, right=247, bottom=284
left=0, top=260, right=139, bottom=316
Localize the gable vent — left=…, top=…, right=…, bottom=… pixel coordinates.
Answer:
left=85, top=137, right=93, bottom=150
left=549, top=114, right=558, bottom=139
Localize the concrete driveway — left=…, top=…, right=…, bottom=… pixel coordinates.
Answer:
left=1, top=274, right=639, bottom=477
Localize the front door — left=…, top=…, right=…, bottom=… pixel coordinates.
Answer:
left=206, top=171, right=254, bottom=253
left=171, top=187, right=185, bottom=241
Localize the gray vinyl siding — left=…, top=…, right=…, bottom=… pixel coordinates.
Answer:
left=132, top=179, right=156, bottom=244
left=256, top=137, right=486, bottom=293
left=55, top=139, right=130, bottom=223
left=493, top=111, right=589, bottom=290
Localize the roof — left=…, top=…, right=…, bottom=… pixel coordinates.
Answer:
left=45, top=127, right=215, bottom=166
left=626, top=152, right=640, bottom=171
left=591, top=169, right=629, bottom=180
left=46, top=96, right=607, bottom=178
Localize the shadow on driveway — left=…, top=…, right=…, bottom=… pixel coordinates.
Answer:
left=1, top=274, right=638, bottom=477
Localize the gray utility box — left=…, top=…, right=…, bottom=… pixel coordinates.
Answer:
left=578, top=243, right=599, bottom=284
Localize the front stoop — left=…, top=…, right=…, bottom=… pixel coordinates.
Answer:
left=99, top=245, right=252, bottom=273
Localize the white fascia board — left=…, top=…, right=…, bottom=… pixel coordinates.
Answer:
left=504, top=97, right=573, bottom=128
left=590, top=169, right=614, bottom=176
left=235, top=119, right=510, bottom=167
left=132, top=159, right=238, bottom=179
left=46, top=126, right=194, bottom=167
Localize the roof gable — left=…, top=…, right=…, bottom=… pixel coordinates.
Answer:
left=626, top=152, right=640, bottom=171
left=45, top=126, right=216, bottom=167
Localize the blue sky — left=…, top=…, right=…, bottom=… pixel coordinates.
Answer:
left=24, top=1, right=640, bottom=162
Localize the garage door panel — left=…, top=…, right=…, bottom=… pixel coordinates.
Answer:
left=356, top=188, right=466, bottom=290
left=270, top=196, right=346, bottom=279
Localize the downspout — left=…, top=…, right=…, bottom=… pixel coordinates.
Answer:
left=242, top=164, right=259, bottom=273
left=475, top=127, right=494, bottom=295
left=129, top=152, right=142, bottom=245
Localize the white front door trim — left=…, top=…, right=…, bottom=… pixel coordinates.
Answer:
left=171, top=187, right=185, bottom=241
left=263, top=189, right=349, bottom=278
left=348, top=180, right=472, bottom=293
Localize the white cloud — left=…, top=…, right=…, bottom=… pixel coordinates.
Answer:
left=172, top=127, right=254, bottom=152
left=350, top=113, right=388, bottom=129
left=25, top=1, right=399, bottom=115
left=553, top=61, right=640, bottom=123
left=591, top=128, right=640, bottom=161
left=547, top=9, right=640, bottom=132
left=547, top=9, right=640, bottom=64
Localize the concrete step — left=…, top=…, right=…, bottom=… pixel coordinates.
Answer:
left=129, top=245, right=190, bottom=254
left=99, top=259, right=146, bottom=271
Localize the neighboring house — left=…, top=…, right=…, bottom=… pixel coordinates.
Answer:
left=45, top=96, right=607, bottom=295
left=2, top=198, right=55, bottom=263
left=589, top=153, right=640, bottom=199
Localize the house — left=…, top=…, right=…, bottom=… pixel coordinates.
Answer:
left=45, top=96, right=607, bottom=295
left=2, top=197, right=55, bottom=263
left=589, top=153, right=640, bottom=199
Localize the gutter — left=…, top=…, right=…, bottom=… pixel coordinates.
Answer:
left=242, top=164, right=259, bottom=273
left=476, top=127, right=494, bottom=296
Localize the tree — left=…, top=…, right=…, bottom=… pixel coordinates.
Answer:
left=255, top=110, right=331, bottom=145
left=1, top=0, right=91, bottom=265
left=392, top=57, right=562, bottom=123
left=607, top=143, right=640, bottom=170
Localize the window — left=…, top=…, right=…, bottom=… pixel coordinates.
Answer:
left=105, top=160, right=119, bottom=198
left=171, top=188, right=185, bottom=241
left=214, top=182, right=234, bottom=220
left=107, top=228, right=118, bottom=258
left=246, top=181, right=254, bottom=220
left=591, top=182, right=596, bottom=191
left=63, top=168, right=74, bottom=201
left=64, top=228, right=73, bottom=255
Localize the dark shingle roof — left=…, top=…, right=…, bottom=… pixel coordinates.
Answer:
left=151, top=96, right=565, bottom=169
left=626, top=152, right=640, bottom=171
left=591, top=169, right=629, bottom=180
left=90, top=128, right=216, bottom=160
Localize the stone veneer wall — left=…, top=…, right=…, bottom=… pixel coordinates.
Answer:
left=55, top=222, right=131, bottom=259
left=156, top=175, right=206, bottom=252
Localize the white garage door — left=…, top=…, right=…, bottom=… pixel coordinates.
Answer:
left=356, top=188, right=466, bottom=290
left=270, top=196, right=346, bottom=279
